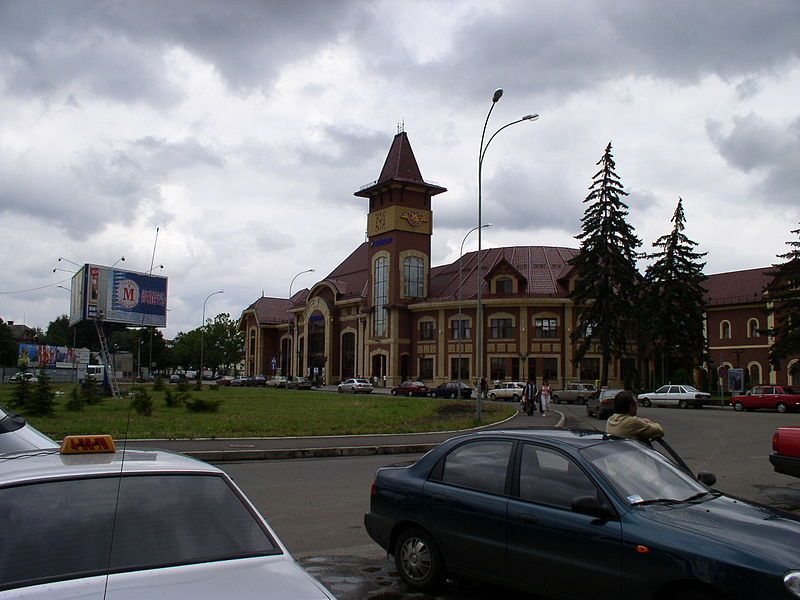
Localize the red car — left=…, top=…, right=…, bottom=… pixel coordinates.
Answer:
left=730, top=385, right=800, bottom=413
left=770, top=426, right=800, bottom=478
left=390, top=380, right=430, bottom=397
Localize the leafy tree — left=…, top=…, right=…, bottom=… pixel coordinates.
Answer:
left=569, top=142, right=642, bottom=385
left=0, top=320, right=17, bottom=367
left=172, top=329, right=202, bottom=373
left=768, top=223, right=800, bottom=373
left=644, top=198, right=708, bottom=383
left=170, top=313, right=243, bottom=377
left=44, top=315, right=72, bottom=346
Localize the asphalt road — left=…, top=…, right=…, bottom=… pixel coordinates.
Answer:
left=216, top=405, right=800, bottom=599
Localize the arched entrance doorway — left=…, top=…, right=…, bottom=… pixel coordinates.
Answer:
left=280, top=338, right=290, bottom=376
left=372, top=354, right=387, bottom=387
left=308, top=311, right=326, bottom=383
left=342, top=332, right=355, bottom=379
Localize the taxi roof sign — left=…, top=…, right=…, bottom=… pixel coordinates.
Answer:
left=60, top=435, right=116, bottom=454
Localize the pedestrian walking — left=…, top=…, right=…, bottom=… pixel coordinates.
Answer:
left=480, top=377, right=488, bottom=401
left=522, top=377, right=538, bottom=416
left=539, top=378, right=552, bottom=416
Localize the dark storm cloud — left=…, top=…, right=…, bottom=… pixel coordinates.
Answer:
left=0, top=136, right=224, bottom=237
left=363, top=0, right=800, bottom=101
left=707, top=113, right=800, bottom=206
left=0, top=0, right=365, bottom=105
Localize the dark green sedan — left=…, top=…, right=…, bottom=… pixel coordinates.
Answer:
left=365, top=429, right=800, bottom=599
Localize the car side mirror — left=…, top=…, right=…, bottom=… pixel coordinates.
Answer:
left=697, top=471, right=716, bottom=486
left=571, top=495, right=614, bottom=520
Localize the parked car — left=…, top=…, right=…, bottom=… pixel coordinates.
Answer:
left=6, top=372, right=35, bottom=384
left=391, top=380, right=430, bottom=397
left=252, top=375, right=268, bottom=387
left=585, top=387, right=620, bottom=419
left=770, top=426, right=800, bottom=478
left=216, top=376, right=234, bottom=387
left=488, top=381, right=525, bottom=402
left=364, top=428, right=800, bottom=599
left=337, top=378, right=374, bottom=394
left=551, top=382, right=597, bottom=404
left=637, top=384, right=711, bottom=409
left=168, top=373, right=185, bottom=383
left=265, top=375, right=288, bottom=388
left=231, top=375, right=251, bottom=387
left=0, top=405, right=59, bottom=453
left=430, top=382, right=474, bottom=399
left=731, top=385, right=800, bottom=413
left=0, top=435, right=336, bottom=599
left=288, top=376, right=313, bottom=390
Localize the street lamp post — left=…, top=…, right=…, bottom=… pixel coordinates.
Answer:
left=457, top=224, right=492, bottom=400
left=288, top=269, right=315, bottom=378
left=200, top=290, right=224, bottom=384
left=476, top=87, right=538, bottom=419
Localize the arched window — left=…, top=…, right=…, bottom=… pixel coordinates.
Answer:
left=747, top=319, right=760, bottom=338
left=749, top=362, right=762, bottom=386
left=720, top=320, right=731, bottom=340
left=374, top=256, right=388, bottom=337
left=789, top=360, right=799, bottom=386
left=403, top=256, right=424, bottom=298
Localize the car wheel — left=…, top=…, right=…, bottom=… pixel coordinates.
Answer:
left=489, top=393, right=497, bottom=401
left=338, top=387, right=343, bottom=393
left=777, top=402, right=788, bottom=413
left=391, top=390, right=397, bottom=396
left=640, top=397, right=651, bottom=407
left=678, top=399, right=689, bottom=409
left=551, top=394, right=560, bottom=404
left=408, top=391, right=414, bottom=397
left=512, top=393, right=520, bottom=402
left=394, top=527, right=443, bottom=592
left=733, top=401, right=743, bottom=411
left=449, top=392, right=455, bottom=399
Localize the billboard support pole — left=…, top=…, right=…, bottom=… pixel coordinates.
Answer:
left=94, top=319, right=121, bottom=400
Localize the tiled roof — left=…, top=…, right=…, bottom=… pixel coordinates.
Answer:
left=241, top=296, right=292, bottom=326
left=321, top=242, right=369, bottom=301
left=378, top=132, right=424, bottom=184
left=703, top=267, right=773, bottom=306
left=428, top=246, right=579, bottom=301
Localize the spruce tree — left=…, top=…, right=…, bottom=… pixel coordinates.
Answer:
left=569, top=142, right=641, bottom=385
left=644, top=198, right=708, bottom=384
left=28, top=370, right=56, bottom=417
left=768, top=223, right=800, bottom=375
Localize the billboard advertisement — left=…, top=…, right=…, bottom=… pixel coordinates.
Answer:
left=19, top=343, right=77, bottom=369
left=69, top=264, right=168, bottom=328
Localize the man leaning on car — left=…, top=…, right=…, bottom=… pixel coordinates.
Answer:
left=606, top=390, right=665, bottom=442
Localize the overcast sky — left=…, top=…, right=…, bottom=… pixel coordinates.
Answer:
left=1, top=0, right=798, bottom=338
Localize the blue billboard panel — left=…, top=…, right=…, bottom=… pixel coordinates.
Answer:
left=106, top=269, right=168, bottom=327
left=68, top=264, right=168, bottom=327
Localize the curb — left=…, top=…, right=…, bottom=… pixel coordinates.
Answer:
left=186, top=443, right=440, bottom=462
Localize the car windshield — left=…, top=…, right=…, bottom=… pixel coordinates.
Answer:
left=354, top=379, right=370, bottom=384
left=682, top=385, right=700, bottom=392
left=581, top=440, right=707, bottom=505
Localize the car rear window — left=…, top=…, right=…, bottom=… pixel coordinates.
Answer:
left=440, top=440, right=512, bottom=495
left=0, top=473, right=278, bottom=591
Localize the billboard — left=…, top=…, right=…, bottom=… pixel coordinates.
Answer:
left=69, top=264, right=168, bottom=328
left=19, top=343, right=80, bottom=369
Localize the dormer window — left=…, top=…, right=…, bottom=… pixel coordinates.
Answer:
left=496, top=277, right=513, bottom=294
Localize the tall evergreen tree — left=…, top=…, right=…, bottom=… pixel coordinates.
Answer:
left=768, top=223, right=800, bottom=375
left=569, top=142, right=641, bottom=385
left=644, top=198, right=708, bottom=383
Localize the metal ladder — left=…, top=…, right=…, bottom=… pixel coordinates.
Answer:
left=94, top=319, right=121, bottom=400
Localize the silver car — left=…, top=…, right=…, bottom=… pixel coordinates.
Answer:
left=638, top=384, right=711, bottom=409
left=0, top=438, right=336, bottom=599
left=337, top=378, right=374, bottom=394
left=0, top=406, right=59, bottom=453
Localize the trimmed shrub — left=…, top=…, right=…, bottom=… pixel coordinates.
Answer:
left=184, top=395, right=222, bottom=413
left=163, top=388, right=183, bottom=408
left=65, top=386, right=85, bottom=411
left=131, top=389, right=153, bottom=416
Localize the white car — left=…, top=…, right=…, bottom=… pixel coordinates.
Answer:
left=338, top=378, right=374, bottom=394
left=638, top=384, right=711, bottom=409
left=6, top=372, right=35, bottom=384
left=0, top=436, right=336, bottom=599
left=0, top=406, right=59, bottom=453
left=488, top=381, right=526, bottom=402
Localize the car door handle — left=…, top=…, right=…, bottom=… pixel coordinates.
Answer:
left=431, top=494, right=447, bottom=504
left=520, top=514, right=538, bottom=524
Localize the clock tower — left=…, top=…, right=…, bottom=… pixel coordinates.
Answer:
left=355, top=131, right=446, bottom=380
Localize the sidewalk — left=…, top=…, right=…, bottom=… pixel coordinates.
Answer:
left=123, top=405, right=565, bottom=462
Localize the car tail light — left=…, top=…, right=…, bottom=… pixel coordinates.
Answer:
left=370, top=480, right=378, bottom=497
left=773, top=431, right=780, bottom=452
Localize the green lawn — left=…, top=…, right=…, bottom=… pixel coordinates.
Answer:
left=0, top=385, right=516, bottom=440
